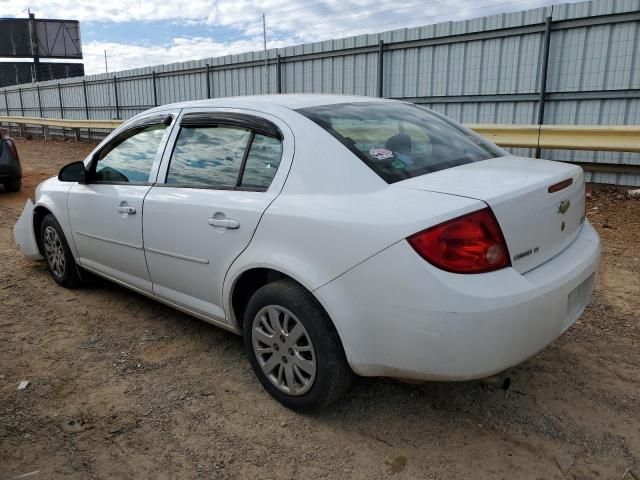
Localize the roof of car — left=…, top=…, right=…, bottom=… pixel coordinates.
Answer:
left=146, top=94, right=395, bottom=115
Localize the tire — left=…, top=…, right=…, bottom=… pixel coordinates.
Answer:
left=3, top=178, right=21, bottom=192
left=40, top=213, right=80, bottom=288
left=243, top=279, right=353, bottom=411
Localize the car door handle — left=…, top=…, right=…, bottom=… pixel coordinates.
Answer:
left=208, top=217, right=240, bottom=229
left=117, top=206, right=136, bottom=214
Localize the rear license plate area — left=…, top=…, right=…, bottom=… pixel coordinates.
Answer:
left=564, top=273, right=595, bottom=331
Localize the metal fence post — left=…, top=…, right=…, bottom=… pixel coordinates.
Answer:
left=18, top=88, right=25, bottom=137
left=82, top=80, right=90, bottom=119
left=206, top=64, right=211, bottom=99
left=36, top=85, right=43, bottom=117
left=36, top=85, right=46, bottom=140
left=152, top=71, right=158, bottom=106
left=113, top=76, right=120, bottom=119
left=377, top=40, right=384, bottom=98
left=57, top=83, right=65, bottom=139
left=536, top=16, right=552, bottom=159
left=82, top=80, right=91, bottom=140
left=57, top=83, right=64, bottom=119
left=18, top=88, right=24, bottom=116
left=276, top=55, right=282, bottom=94
left=3, top=91, right=10, bottom=136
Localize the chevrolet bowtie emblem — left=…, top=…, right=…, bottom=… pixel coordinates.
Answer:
left=558, top=199, right=571, bottom=214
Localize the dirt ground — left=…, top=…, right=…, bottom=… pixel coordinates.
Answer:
left=0, top=138, right=639, bottom=480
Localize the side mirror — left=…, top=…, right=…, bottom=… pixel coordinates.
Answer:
left=58, top=161, right=87, bottom=183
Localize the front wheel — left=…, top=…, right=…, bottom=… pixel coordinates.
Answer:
left=243, top=280, right=353, bottom=411
left=40, top=214, right=80, bottom=288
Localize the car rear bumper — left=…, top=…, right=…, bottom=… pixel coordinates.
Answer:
left=315, top=220, right=600, bottom=381
left=14, top=199, right=43, bottom=261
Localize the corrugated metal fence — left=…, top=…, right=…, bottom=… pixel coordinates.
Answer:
left=1, top=0, right=639, bottom=185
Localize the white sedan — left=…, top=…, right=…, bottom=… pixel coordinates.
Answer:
left=14, top=95, right=600, bottom=410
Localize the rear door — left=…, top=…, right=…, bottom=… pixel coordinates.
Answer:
left=142, top=109, right=292, bottom=321
left=68, top=112, right=176, bottom=292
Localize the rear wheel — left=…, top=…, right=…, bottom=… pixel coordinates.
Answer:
left=40, top=214, right=80, bottom=288
left=3, top=178, right=21, bottom=192
left=243, top=279, right=353, bottom=411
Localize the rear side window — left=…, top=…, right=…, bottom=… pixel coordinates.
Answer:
left=239, top=134, right=282, bottom=189
left=297, top=102, right=504, bottom=184
left=166, top=126, right=251, bottom=188
left=165, top=123, right=283, bottom=190
left=94, top=124, right=167, bottom=183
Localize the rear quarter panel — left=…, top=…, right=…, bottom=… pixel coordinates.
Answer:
left=224, top=115, right=485, bottom=325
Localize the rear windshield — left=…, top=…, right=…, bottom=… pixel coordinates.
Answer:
left=297, top=102, right=504, bottom=184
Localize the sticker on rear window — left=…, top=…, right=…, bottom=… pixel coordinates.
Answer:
left=369, top=148, right=393, bottom=160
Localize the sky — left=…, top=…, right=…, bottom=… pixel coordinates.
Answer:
left=0, top=0, right=581, bottom=75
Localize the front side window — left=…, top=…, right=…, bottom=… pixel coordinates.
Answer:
left=297, top=102, right=504, bottom=184
left=166, top=126, right=252, bottom=188
left=94, top=124, right=167, bottom=183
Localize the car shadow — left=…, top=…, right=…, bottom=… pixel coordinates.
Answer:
left=77, top=273, right=542, bottom=421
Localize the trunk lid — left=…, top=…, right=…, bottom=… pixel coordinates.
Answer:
left=393, top=156, right=586, bottom=274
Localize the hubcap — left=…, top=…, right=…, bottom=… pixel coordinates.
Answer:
left=252, top=305, right=317, bottom=396
left=43, top=226, right=66, bottom=278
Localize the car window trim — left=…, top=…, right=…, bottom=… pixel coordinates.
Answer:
left=180, top=112, right=281, bottom=139
left=153, top=183, right=267, bottom=192
left=90, top=181, right=155, bottom=187
left=88, top=117, right=171, bottom=185
left=235, top=131, right=255, bottom=188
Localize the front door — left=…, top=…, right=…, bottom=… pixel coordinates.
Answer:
left=143, top=111, right=288, bottom=320
left=68, top=115, right=174, bottom=293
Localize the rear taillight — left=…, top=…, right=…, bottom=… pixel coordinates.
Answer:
left=407, top=207, right=510, bottom=274
left=1, top=129, right=19, bottom=161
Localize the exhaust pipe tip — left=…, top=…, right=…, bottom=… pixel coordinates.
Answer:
left=481, top=375, right=511, bottom=391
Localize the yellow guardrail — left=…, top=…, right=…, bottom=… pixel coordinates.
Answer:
left=0, top=115, right=123, bottom=130
left=468, top=124, right=541, bottom=148
left=469, top=124, right=640, bottom=153
left=1, top=115, right=639, bottom=153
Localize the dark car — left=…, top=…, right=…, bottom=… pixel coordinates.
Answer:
left=0, top=128, right=22, bottom=192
